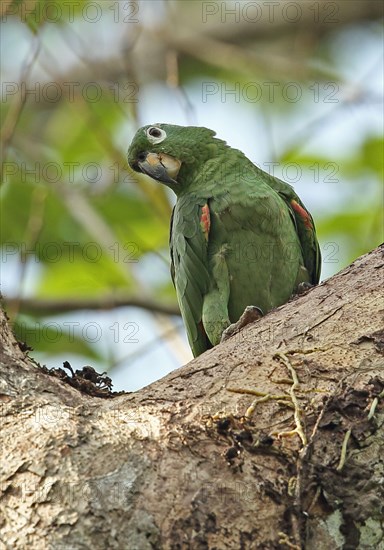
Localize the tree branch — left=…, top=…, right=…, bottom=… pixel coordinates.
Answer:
left=0, top=34, right=41, bottom=184
left=1, top=246, right=383, bottom=548
left=3, top=293, right=180, bottom=317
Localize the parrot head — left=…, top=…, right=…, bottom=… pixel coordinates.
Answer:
left=127, top=123, right=226, bottom=191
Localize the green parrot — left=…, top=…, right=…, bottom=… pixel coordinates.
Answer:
left=128, top=124, right=321, bottom=357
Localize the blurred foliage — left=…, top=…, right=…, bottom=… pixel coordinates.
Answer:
left=0, top=0, right=383, bottom=383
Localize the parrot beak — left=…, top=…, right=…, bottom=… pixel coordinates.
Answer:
left=135, top=152, right=181, bottom=185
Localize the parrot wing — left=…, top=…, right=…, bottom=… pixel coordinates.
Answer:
left=170, top=195, right=212, bottom=356
left=261, top=171, right=321, bottom=284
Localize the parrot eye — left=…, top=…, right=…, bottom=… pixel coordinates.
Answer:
left=146, top=126, right=167, bottom=144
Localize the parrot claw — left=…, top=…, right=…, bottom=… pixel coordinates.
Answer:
left=296, top=281, right=314, bottom=295
left=221, top=306, right=263, bottom=342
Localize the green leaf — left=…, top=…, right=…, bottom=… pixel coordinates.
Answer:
left=91, top=192, right=170, bottom=253
left=35, top=253, right=135, bottom=297
left=317, top=207, right=383, bottom=264
left=360, top=136, right=384, bottom=179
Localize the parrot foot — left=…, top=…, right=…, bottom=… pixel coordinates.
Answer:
left=296, top=281, right=314, bottom=295
left=220, top=306, right=263, bottom=343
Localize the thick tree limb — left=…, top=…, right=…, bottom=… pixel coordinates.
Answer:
left=1, top=246, right=383, bottom=549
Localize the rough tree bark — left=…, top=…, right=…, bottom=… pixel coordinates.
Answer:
left=1, top=246, right=383, bottom=550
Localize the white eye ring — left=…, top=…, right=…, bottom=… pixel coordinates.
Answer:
left=145, top=126, right=167, bottom=144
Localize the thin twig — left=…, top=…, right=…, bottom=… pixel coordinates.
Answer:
left=1, top=34, right=41, bottom=183
left=368, top=389, right=384, bottom=420
left=336, top=428, right=351, bottom=471
left=3, top=295, right=180, bottom=317
left=273, top=353, right=307, bottom=446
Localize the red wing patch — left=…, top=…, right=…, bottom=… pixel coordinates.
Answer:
left=291, top=200, right=313, bottom=230
left=200, top=203, right=211, bottom=241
